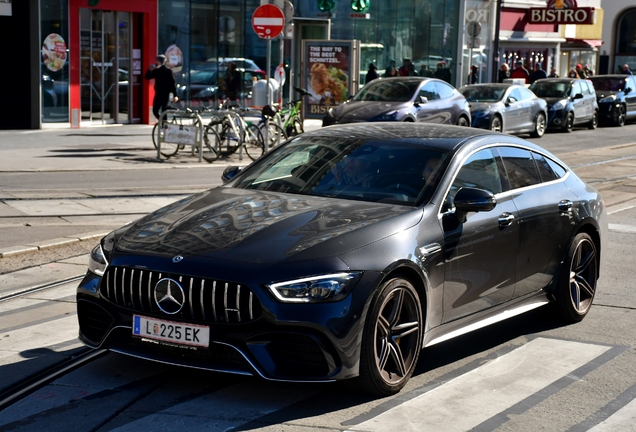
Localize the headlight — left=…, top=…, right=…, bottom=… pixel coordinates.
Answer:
left=552, top=100, right=567, bottom=110
left=88, top=231, right=115, bottom=276
left=599, top=95, right=616, bottom=103
left=376, top=110, right=398, bottom=121
left=268, top=272, right=362, bottom=303
left=88, top=244, right=108, bottom=276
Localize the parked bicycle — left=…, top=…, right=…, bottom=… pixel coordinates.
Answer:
left=278, top=86, right=311, bottom=137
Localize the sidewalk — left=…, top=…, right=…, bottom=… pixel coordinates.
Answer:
left=0, top=120, right=322, bottom=258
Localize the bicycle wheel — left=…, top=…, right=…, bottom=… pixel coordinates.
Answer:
left=285, top=117, right=304, bottom=136
left=243, top=123, right=264, bottom=161
left=202, top=124, right=221, bottom=163
left=217, top=119, right=242, bottom=156
left=259, top=123, right=287, bottom=150
left=153, top=119, right=180, bottom=158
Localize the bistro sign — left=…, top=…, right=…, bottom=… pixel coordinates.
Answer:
left=529, top=0, right=595, bottom=25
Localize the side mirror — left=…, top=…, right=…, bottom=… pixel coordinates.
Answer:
left=453, top=187, right=497, bottom=223
left=573, top=93, right=584, bottom=99
left=222, top=166, right=242, bottom=183
left=625, top=87, right=632, bottom=95
left=505, top=96, right=517, bottom=106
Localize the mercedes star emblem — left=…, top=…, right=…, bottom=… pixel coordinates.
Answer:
left=154, top=278, right=185, bottom=314
left=172, top=255, right=184, bottom=263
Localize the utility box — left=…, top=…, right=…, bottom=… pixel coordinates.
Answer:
left=252, top=78, right=280, bottom=107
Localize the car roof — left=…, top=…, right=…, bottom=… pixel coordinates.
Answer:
left=304, top=122, right=507, bottom=151
left=459, top=83, right=515, bottom=89
left=589, top=75, right=630, bottom=79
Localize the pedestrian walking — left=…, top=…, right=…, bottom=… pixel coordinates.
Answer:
left=575, top=63, right=587, bottom=79
left=530, top=63, right=547, bottom=83
left=434, top=61, right=451, bottom=83
left=510, top=60, right=530, bottom=84
left=224, top=62, right=242, bottom=104
left=145, top=54, right=178, bottom=122
left=498, top=63, right=510, bottom=83
left=366, top=63, right=379, bottom=84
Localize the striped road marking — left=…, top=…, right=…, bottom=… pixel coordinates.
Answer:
left=347, top=337, right=611, bottom=432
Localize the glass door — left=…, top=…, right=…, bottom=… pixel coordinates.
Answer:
left=80, top=9, right=131, bottom=124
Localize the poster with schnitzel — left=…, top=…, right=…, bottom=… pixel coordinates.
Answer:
left=302, top=40, right=360, bottom=119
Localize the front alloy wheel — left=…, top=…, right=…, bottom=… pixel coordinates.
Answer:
left=615, top=105, right=626, bottom=127
left=555, top=233, right=598, bottom=323
left=356, top=278, right=423, bottom=395
left=530, top=112, right=546, bottom=138
left=490, top=115, right=503, bottom=133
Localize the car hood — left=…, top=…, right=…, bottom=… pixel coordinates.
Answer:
left=335, top=100, right=410, bottom=122
left=467, top=101, right=499, bottom=112
left=595, top=91, right=620, bottom=100
left=111, top=188, right=422, bottom=264
left=541, top=96, right=570, bottom=104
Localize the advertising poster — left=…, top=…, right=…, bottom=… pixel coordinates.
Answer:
left=302, top=40, right=359, bottom=119
left=42, top=33, right=67, bottom=72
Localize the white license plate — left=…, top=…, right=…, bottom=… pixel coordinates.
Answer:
left=133, top=315, right=209, bottom=348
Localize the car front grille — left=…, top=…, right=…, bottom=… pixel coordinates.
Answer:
left=100, top=266, right=262, bottom=324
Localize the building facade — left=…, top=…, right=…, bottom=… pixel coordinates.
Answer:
left=3, top=0, right=634, bottom=130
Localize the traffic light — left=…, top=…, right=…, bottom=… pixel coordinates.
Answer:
left=351, top=0, right=369, bottom=12
left=318, top=0, right=335, bottom=12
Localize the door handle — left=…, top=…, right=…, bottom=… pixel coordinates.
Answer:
left=558, top=200, right=573, bottom=214
left=498, top=212, right=515, bottom=227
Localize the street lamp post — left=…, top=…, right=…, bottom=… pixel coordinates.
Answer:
left=492, top=0, right=502, bottom=83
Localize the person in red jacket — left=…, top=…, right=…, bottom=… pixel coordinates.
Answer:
left=510, top=60, right=530, bottom=84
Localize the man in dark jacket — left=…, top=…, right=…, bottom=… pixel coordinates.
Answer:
left=530, top=63, right=547, bottom=83
left=145, top=54, right=178, bottom=122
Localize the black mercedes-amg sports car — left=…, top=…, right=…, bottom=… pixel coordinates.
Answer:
left=77, top=123, right=607, bottom=396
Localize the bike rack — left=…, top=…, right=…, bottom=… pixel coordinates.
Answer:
left=156, top=109, right=204, bottom=162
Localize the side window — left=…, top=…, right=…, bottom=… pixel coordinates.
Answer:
left=582, top=81, right=593, bottom=95
left=435, top=81, right=454, bottom=99
left=572, top=81, right=583, bottom=97
left=545, top=156, right=567, bottom=178
left=421, top=82, right=438, bottom=101
left=628, top=77, right=636, bottom=93
left=533, top=152, right=559, bottom=182
left=497, top=146, right=541, bottom=189
left=508, top=88, right=521, bottom=103
left=446, top=149, right=503, bottom=210
left=517, top=87, right=533, bottom=101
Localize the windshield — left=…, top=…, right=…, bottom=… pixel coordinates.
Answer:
left=460, top=86, right=506, bottom=102
left=354, top=80, right=420, bottom=102
left=530, top=81, right=571, bottom=98
left=231, top=136, right=449, bottom=206
left=590, top=78, right=625, bottom=92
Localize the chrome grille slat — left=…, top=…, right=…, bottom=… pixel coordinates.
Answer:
left=129, top=269, right=135, bottom=309
left=100, top=266, right=260, bottom=323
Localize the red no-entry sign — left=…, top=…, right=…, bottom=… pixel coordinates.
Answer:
left=251, top=4, right=285, bottom=39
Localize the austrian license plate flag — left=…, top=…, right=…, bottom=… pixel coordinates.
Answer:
left=133, top=315, right=210, bottom=347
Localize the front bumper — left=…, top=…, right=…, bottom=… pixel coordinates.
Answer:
left=546, top=106, right=568, bottom=128
left=77, top=267, right=381, bottom=382
left=597, top=101, right=621, bottom=122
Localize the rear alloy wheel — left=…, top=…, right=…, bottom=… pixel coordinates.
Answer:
left=615, top=105, right=626, bottom=127
left=355, top=278, right=423, bottom=396
left=530, top=112, right=546, bottom=138
left=554, top=233, right=598, bottom=323
left=588, top=110, right=598, bottom=130
left=456, top=116, right=470, bottom=127
left=562, top=112, right=574, bottom=133
left=490, top=115, right=503, bottom=133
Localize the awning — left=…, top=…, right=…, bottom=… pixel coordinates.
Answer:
left=566, top=38, right=603, bottom=48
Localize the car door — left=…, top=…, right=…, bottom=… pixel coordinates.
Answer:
left=495, top=146, right=577, bottom=298
left=416, top=81, right=447, bottom=124
left=570, top=80, right=587, bottom=124
left=441, top=148, right=519, bottom=323
left=516, top=87, right=537, bottom=130
left=502, top=88, right=525, bottom=132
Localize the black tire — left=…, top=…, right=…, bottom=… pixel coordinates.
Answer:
left=490, top=115, right=503, bottom=132
left=286, top=118, right=304, bottom=136
left=562, top=112, right=574, bottom=133
left=243, top=124, right=264, bottom=161
left=209, top=119, right=241, bottom=156
left=456, top=115, right=470, bottom=127
left=554, top=233, right=598, bottom=323
left=588, top=110, right=598, bottom=129
left=530, top=112, right=546, bottom=138
left=152, top=121, right=179, bottom=158
left=614, top=105, right=626, bottom=127
left=355, top=277, right=423, bottom=396
left=202, top=125, right=221, bottom=163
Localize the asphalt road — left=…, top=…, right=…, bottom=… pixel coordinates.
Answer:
left=1, top=122, right=636, bottom=430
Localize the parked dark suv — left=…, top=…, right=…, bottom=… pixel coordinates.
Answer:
left=588, top=75, right=636, bottom=127
left=529, top=78, right=598, bottom=132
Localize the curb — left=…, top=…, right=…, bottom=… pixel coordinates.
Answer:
left=0, top=231, right=108, bottom=259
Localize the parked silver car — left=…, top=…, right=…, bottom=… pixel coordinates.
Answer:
left=459, top=83, right=548, bottom=137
